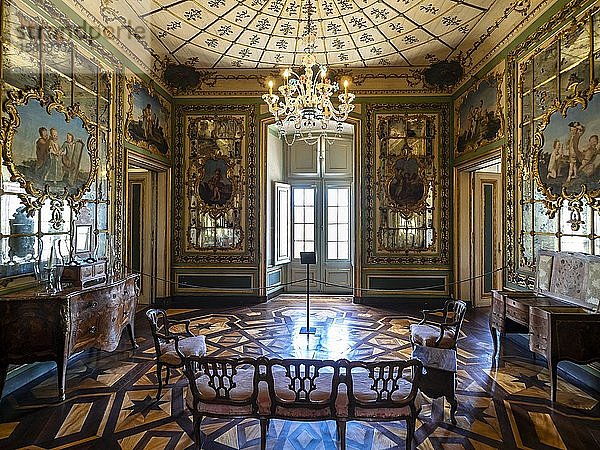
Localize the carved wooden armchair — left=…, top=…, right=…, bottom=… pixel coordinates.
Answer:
left=409, top=299, right=467, bottom=349
left=340, top=359, right=423, bottom=450
left=145, top=308, right=206, bottom=399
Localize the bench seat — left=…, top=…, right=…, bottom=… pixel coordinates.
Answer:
left=184, top=356, right=422, bottom=450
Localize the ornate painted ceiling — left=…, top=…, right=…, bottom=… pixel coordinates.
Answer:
left=64, top=0, right=554, bottom=93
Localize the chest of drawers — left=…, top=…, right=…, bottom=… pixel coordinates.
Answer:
left=0, top=274, right=139, bottom=400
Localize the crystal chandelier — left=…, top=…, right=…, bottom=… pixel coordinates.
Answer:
left=262, top=0, right=355, bottom=145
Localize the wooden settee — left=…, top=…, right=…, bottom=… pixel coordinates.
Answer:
left=183, top=355, right=423, bottom=449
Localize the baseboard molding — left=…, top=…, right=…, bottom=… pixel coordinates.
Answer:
left=354, top=296, right=451, bottom=309
left=162, top=295, right=267, bottom=308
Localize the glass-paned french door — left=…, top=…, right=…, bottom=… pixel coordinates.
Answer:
left=290, top=182, right=352, bottom=293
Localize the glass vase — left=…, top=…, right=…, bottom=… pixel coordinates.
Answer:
left=47, top=238, right=66, bottom=293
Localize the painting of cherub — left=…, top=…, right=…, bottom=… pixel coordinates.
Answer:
left=537, top=95, right=600, bottom=196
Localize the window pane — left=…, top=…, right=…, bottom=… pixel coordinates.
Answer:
left=338, top=242, right=349, bottom=260
left=305, top=207, right=315, bottom=223
left=294, top=224, right=304, bottom=241
left=305, top=241, right=314, bottom=252
left=339, top=224, right=349, bottom=242
left=338, top=189, right=349, bottom=206
left=305, top=225, right=314, bottom=241
left=328, top=208, right=337, bottom=223
left=294, top=189, right=304, bottom=206
left=305, top=189, right=314, bottom=206
left=294, top=206, right=304, bottom=223
left=328, top=245, right=337, bottom=260
left=328, top=224, right=337, bottom=240
left=329, top=189, right=338, bottom=206
left=338, top=208, right=349, bottom=224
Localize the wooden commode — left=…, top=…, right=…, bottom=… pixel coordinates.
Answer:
left=0, top=274, right=139, bottom=401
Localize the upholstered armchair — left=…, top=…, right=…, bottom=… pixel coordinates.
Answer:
left=409, top=300, right=467, bottom=350
left=146, top=308, right=206, bottom=398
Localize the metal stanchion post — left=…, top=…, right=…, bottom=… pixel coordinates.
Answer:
left=299, top=251, right=316, bottom=334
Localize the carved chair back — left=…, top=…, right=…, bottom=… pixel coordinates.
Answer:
left=343, top=359, right=423, bottom=416
left=444, top=299, right=467, bottom=329
left=146, top=308, right=171, bottom=357
left=266, top=358, right=340, bottom=414
left=184, top=355, right=265, bottom=413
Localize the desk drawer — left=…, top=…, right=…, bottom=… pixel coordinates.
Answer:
left=506, top=298, right=529, bottom=325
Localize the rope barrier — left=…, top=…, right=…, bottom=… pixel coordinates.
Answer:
left=125, top=265, right=506, bottom=294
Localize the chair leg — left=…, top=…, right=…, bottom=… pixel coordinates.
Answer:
left=156, top=363, right=164, bottom=399
left=405, top=417, right=415, bottom=450
left=165, top=366, right=171, bottom=386
left=193, top=414, right=203, bottom=449
left=260, top=418, right=269, bottom=450
left=337, top=420, right=346, bottom=450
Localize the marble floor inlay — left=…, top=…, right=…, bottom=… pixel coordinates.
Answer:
left=0, top=295, right=598, bottom=449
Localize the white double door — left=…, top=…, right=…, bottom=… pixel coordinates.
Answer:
left=288, top=181, right=353, bottom=294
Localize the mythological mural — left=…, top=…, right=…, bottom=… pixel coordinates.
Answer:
left=125, top=76, right=171, bottom=156
left=455, top=70, right=504, bottom=155
left=5, top=95, right=95, bottom=199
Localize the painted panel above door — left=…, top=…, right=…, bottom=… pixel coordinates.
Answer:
left=324, top=137, right=353, bottom=177
left=288, top=140, right=318, bottom=177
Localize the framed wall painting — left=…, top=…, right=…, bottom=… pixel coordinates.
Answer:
left=455, top=69, right=505, bottom=155
left=532, top=84, right=600, bottom=222
left=1, top=89, right=97, bottom=208
left=125, top=76, right=171, bottom=157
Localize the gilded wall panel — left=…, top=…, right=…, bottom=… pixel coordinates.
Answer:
left=173, top=104, right=257, bottom=264
left=0, top=0, right=125, bottom=281
left=507, top=0, right=600, bottom=287
left=364, top=103, right=450, bottom=265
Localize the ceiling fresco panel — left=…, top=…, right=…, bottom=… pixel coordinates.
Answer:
left=60, top=0, right=555, bottom=92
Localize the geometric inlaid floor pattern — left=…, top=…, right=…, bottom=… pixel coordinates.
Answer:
left=1, top=295, right=599, bottom=449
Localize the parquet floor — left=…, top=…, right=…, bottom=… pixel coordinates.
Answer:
left=0, top=295, right=599, bottom=449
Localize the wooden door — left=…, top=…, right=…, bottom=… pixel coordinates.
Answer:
left=473, top=173, right=502, bottom=307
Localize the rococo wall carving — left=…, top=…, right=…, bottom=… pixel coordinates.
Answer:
left=365, top=103, right=450, bottom=265
left=173, top=104, right=257, bottom=264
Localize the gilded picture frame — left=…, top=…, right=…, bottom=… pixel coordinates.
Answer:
left=0, top=89, right=98, bottom=211
left=531, top=81, right=600, bottom=220
left=125, top=76, right=171, bottom=157
left=455, top=71, right=505, bottom=155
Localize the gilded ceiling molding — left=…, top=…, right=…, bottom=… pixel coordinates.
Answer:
left=65, top=0, right=157, bottom=80
left=464, top=1, right=532, bottom=65
left=463, top=0, right=574, bottom=88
